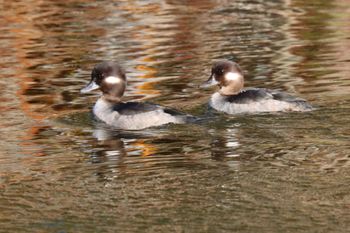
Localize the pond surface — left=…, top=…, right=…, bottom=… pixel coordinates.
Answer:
left=0, top=0, right=350, bottom=232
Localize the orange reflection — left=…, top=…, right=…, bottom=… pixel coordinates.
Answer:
left=2, top=1, right=48, bottom=158
left=132, top=140, right=157, bottom=157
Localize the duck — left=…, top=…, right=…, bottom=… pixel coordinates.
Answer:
left=81, top=61, right=194, bottom=130
left=201, top=60, right=313, bottom=114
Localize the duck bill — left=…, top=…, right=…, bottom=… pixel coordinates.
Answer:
left=81, top=81, right=100, bottom=93
left=200, top=75, right=219, bottom=88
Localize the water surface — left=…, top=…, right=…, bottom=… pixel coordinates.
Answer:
left=0, top=0, right=350, bottom=232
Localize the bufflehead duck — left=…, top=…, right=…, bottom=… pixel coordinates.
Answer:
left=201, top=60, right=313, bottom=114
left=81, top=61, right=194, bottom=130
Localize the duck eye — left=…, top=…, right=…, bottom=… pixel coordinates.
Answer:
left=216, top=69, right=224, bottom=75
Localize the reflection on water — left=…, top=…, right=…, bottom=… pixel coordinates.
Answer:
left=0, top=0, right=350, bottom=232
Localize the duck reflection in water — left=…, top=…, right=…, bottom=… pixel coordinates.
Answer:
left=90, top=123, right=160, bottom=160
left=89, top=118, right=243, bottom=175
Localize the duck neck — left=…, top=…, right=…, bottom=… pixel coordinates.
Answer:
left=218, top=81, right=244, bottom=96
left=94, top=95, right=121, bottom=114
left=218, top=88, right=241, bottom=96
left=102, top=94, right=122, bottom=104
left=93, top=97, right=120, bottom=124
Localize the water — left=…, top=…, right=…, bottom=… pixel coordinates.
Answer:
left=1, top=0, right=350, bottom=232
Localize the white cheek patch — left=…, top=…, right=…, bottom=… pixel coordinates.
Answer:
left=225, top=72, right=241, bottom=81
left=105, top=76, right=122, bottom=84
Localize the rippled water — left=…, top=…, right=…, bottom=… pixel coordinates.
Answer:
left=1, top=0, right=350, bottom=232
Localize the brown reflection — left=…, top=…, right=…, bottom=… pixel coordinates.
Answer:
left=0, top=0, right=49, bottom=160
left=0, top=0, right=111, bottom=158
left=108, top=0, right=216, bottom=103
left=288, top=0, right=350, bottom=101
left=2, top=0, right=111, bottom=117
left=20, top=126, right=50, bottom=157
left=3, top=1, right=46, bottom=121
left=331, top=0, right=350, bottom=79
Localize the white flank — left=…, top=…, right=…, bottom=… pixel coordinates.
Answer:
left=225, top=72, right=241, bottom=81
left=105, top=76, right=122, bottom=84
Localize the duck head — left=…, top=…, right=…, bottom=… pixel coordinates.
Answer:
left=81, top=61, right=126, bottom=102
left=201, top=60, right=244, bottom=96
